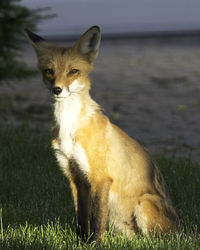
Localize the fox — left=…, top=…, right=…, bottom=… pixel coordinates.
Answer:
left=25, top=26, right=178, bottom=241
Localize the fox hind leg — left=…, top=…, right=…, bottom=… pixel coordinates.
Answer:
left=134, top=194, right=177, bottom=235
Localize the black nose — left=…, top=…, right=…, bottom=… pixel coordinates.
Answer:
left=52, top=87, right=62, bottom=95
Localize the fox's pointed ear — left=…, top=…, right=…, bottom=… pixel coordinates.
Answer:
left=75, top=26, right=101, bottom=61
left=25, top=29, right=45, bottom=44
left=24, top=29, right=46, bottom=48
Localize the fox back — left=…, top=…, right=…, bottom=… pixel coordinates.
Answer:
left=25, top=26, right=178, bottom=241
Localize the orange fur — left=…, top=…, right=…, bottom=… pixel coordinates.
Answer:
left=26, top=26, right=178, bottom=241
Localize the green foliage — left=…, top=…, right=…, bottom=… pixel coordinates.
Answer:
left=0, top=0, right=54, bottom=82
left=0, top=126, right=199, bottom=249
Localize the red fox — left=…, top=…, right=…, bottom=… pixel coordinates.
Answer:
left=25, top=26, right=178, bottom=241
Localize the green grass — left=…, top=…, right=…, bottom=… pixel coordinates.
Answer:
left=0, top=126, right=199, bottom=249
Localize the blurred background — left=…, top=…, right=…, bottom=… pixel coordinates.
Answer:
left=0, top=0, right=200, bottom=160
left=21, top=0, right=200, bottom=38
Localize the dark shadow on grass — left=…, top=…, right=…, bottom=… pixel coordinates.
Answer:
left=155, top=156, right=200, bottom=232
left=0, top=125, right=75, bottom=229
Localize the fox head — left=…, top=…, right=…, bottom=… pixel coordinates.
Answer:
left=25, top=26, right=101, bottom=99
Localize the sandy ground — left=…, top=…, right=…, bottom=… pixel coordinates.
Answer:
left=1, top=36, right=200, bottom=161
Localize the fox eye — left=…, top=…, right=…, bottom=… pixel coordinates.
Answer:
left=68, top=69, right=80, bottom=75
left=44, top=68, right=54, bottom=75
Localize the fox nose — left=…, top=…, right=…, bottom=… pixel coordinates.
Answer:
left=52, top=87, right=62, bottom=95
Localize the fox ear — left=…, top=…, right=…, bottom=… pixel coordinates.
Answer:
left=24, top=29, right=46, bottom=48
left=75, top=26, right=101, bottom=60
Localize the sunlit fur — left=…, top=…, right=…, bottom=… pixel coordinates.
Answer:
left=26, top=26, right=178, bottom=241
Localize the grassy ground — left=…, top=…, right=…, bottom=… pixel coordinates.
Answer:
left=0, top=126, right=199, bottom=249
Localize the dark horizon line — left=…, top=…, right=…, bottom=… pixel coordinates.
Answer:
left=43, top=29, right=200, bottom=41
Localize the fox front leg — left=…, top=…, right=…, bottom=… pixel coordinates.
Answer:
left=74, top=179, right=90, bottom=241
left=90, top=178, right=112, bottom=242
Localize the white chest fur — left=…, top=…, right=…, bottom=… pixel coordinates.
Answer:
left=53, top=94, right=90, bottom=174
